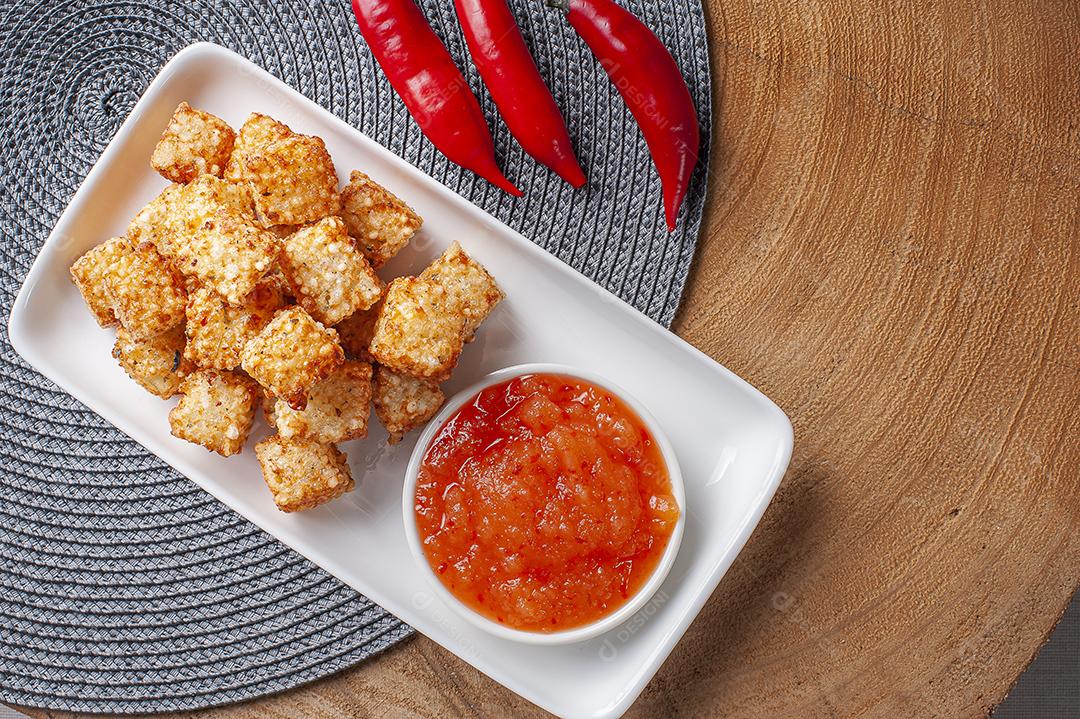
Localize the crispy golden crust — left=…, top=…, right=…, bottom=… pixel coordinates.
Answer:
left=270, top=361, right=372, bottom=443
left=419, top=242, right=503, bottom=341
left=70, top=236, right=130, bottom=327
left=245, top=134, right=341, bottom=226
left=127, top=184, right=184, bottom=257
left=168, top=175, right=257, bottom=272
left=340, top=170, right=422, bottom=268
left=334, top=298, right=382, bottom=362
left=224, top=113, right=292, bottom=184
left=172, top=174, right=256, bottom=240
left=240, top=306, right=344, bottom=410
left=168, top=369, right=259, bottom=456
left=112, top=325, right=192, bottom=399
left=184, top=276, right=287, bottom=370
left=368, top=277, right=466, bottom=381
left=105, top=243, right=187, bottom=340
left=255, top=435, right=354, bottom=512
left=172, top=212, right=280, bottom=305
left=279, top=216, right=382, bottom=326
left=150, top=102, right=236, bottom=183
left=372, top=365, right=444, bottom=444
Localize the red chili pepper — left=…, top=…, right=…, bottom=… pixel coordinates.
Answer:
left=454, top=0, right=586, bottom=188
left=351, top=0, right=522, bottom=196
left=551, top=0, right=700, bottom=230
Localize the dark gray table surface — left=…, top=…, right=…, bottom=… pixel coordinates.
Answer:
left=994, top=590, right=1080, bottom=718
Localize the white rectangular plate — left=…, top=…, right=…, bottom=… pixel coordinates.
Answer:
left=8, top=43, right=792, bottom=719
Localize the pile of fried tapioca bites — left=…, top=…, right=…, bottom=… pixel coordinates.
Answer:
left=69, top=102, right=503, bottom=513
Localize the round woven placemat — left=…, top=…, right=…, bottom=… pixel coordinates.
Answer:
left=0, top=0, right=711, bottom=713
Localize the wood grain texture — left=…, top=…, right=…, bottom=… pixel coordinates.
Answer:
left=14, top=0, right=1079, bottom=717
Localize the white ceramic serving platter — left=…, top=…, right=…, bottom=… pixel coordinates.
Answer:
left=8, top=43, right=792, bottom=719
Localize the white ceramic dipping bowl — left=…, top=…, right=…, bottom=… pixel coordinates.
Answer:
left=402, top=363, right=685, bottom=645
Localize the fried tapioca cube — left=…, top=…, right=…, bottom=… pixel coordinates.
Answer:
left=270, top=361, right=373, bottom=443
left=127, top=184, right=184, bottom=257
left=224, top=112, right=293, bottom=184
left=245, top=134, right=341, bottom=226
left=369, top=277, right=466, bottom=381
left=70, top=236, right=131, bottom=327
left=372, top=365, right=444, bottom=444
left=105, top=243, right=187, bottom=340
left=255, top=435, right=354, bottom=513
left=168, top=369, right=259, bottom=456
left=172, top=212, right=280, bottom=305
left=240, top=306, right=344, bottom=410
left=112, top=325, right=192, bottom=399
left=184, top=276, right=288, bottom=369
left=172, top=174, right=256, bottom=240
left=419, top=242, right=503, bottom=341
left=151, top=102, right=236, bottom=183
left=279, top=216, right=382, bottom=326
left=334, top=299, right=382, bottom=362
left=340, top=170, right=422, bottom=268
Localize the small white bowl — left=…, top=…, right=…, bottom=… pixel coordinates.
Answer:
left=402, top=363, right=685, bottom=646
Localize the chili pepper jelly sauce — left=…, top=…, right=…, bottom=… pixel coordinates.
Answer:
left=414, top=373, right=680, bottom=632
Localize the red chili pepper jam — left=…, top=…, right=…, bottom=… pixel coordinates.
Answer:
left=414, top=373, right=680, bottom=632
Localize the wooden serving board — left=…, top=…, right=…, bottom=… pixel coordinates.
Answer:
left=14, top=0, right=1079, bottom=716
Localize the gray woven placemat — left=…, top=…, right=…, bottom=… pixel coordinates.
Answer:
left=0, top=0, right=711, bottom=713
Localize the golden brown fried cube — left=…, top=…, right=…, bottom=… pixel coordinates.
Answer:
left=168, top=369, right=259, bottom=456
left=151, top=102, right=236, bottom=183
left=70, top=236, right=130, bottom=327
left=112, top=325, right=192, bottom=399
left=127, top=184, right=184, bottom=257
left=340, top=170, right=422, bottom=268
left=420, top=242, right=503, bottom=341
left=105, top=243, right=187, bottom=340
left=368, top=277, right=466, bottom=381
left=240, top=306, right=344, bottom=410
left=184, top=276, right=288, bottom=369
left=172, top=213, right=280, bottom=305
left=279, top=216, right=382, bottom=325
left=255, top=435, right=354, bottom=512
left=334, top=299, right=382, bottom=362
left=245, top=134, right=340, bottom=226
left=172, top=174, right=256, bottom=240
left=224, top=113, right=293, bottom=184
left=373, top=366, right=444, bottom=444
left=270, top=361, right=372, bottom=443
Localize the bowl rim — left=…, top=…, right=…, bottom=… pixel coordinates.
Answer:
left=402, top=362, right=686, bottom=646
